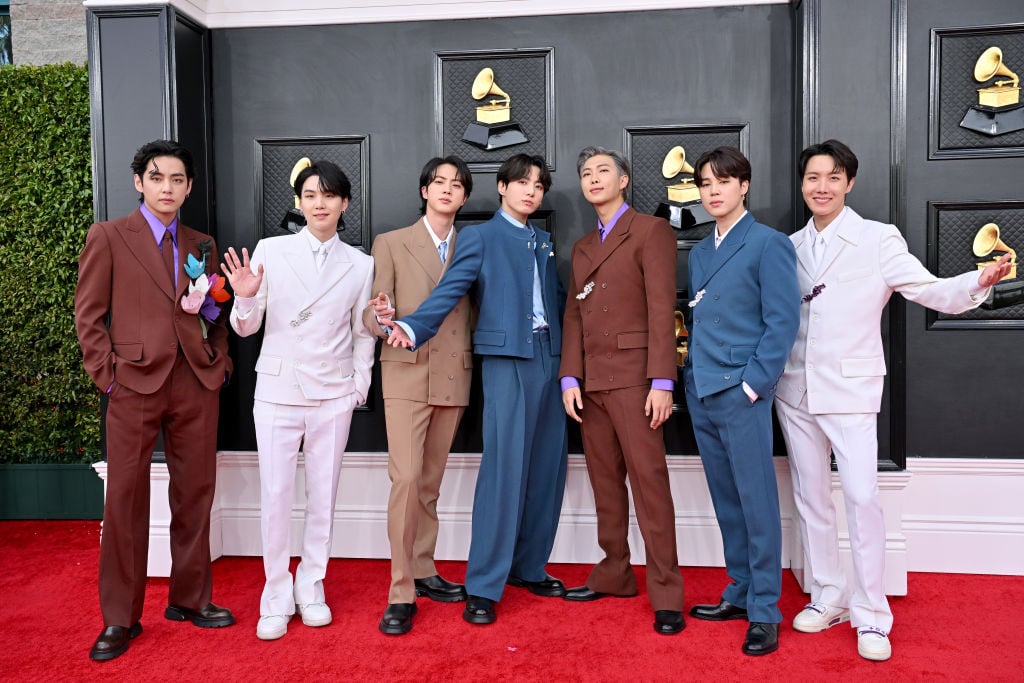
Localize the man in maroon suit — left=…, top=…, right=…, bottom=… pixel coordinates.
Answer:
left=75, top=140, right=234, bottom=662
left=559, top=146, right=685, bottom=635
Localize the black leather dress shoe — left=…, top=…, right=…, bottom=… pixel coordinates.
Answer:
left=563, top=585, right=610, bottom=602
left=89, top=621, right=142, bottom=661
left=742, top=622, right=779, bottom=656
left=414, top=575, right=467, bottom=603
left=379, top=602, right=417, bottom=635
left=164, top=602, right=235, bottom=628
left=506, top=574, right=566, bottom=597
left=463, top=595, right=496, bottom=624
left=688, top=599, right=748, bottom=621
left=654, top=610, right=686, bottom=635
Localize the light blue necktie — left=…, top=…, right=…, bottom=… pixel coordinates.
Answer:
left=438, top=240, right=447, bottom=265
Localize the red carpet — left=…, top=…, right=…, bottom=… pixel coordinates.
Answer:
left=1, top=521, right=1021, bottom=681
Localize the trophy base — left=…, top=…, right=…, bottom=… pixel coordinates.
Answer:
left=654, top=200, right=714, bottom=231
left=959, top=103, right=1024, bottom=137
left=462, top=122, right=529, bottom=151
left=280, top=207, right=306, bottom=234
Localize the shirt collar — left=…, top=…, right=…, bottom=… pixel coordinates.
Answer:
left=422, top=216, right=454, bottom=249
left=499, top=208, right=530, bottom=232
left=139, top=203, right=177, bottom=245
left=808, top=206, right=848, bottom=246
left=715, top=210, right=748, bottom=244
left=598, top=202, right=630, bottom=238
left=302, top=227, right=339, bottom=253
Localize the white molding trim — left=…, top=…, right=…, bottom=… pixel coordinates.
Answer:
left=102, top=452, right=1024, bottom=595
left=82, top=1, right=787, bottom=29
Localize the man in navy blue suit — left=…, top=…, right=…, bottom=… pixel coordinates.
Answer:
left=682, top=147, right=800, bottom=656
left=383, top=154, right=568, bottom=625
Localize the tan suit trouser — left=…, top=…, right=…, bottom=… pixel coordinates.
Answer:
left=580, top=384, right=684, bottom=612
left=384, top=398, right=465, bottom=604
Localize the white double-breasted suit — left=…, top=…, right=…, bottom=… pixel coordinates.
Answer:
left=775, top=206, right=984, bottom=632
left=231, top=229, right=375, bottom=616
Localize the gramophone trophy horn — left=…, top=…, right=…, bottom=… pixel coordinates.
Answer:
left=960, top=45, right=1024, bottom=136
left=279, top=157, right=312, bottom=233
left=973, top=222, right=1017, bottom=282
left=288, top=157, right=312, bottom=208
left=461, top=66, right=528, bottom=151
left=661, top=146, right=700, bottom=204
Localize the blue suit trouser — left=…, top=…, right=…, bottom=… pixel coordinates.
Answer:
left=684, top=371, right=782, bottom=623
left=465, top=330, right=568, bottom=601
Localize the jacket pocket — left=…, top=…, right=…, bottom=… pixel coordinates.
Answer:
left=838, top=267, right=872, bottom=282
left=473, top=329, right=506, bottom=347
left=112, top=342, right=143, bottom=361
left=730, top=345, right=757, bottom=364
left=841, top=356, right=886, bottom=377
left=255, top=355, right=282, bottom=376
left=616, top=331, right=649, bottom=349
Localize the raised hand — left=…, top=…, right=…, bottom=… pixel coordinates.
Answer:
left=221, top=247, right=264, bottom=298
left=978, top=252, right=1013, bottom=288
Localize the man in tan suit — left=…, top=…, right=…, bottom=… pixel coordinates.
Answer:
left=559, top=146, right=685, bottom=635
left=364, top=156, right=475, bottom=635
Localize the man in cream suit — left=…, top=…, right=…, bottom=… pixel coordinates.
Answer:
left=363, top=156, right=475, bottom=635
left=223, top=160, right=375, bottom=641
left=775, top=139, right=1011, bottom=662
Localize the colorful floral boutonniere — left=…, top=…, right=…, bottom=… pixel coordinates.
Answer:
left=802, top=283, right=826, bottom=303
left=576, top=281, right=595, bottom=300
left=687, top=288, right=706, bottom=308
left=181, top=240, right=231, bottom=338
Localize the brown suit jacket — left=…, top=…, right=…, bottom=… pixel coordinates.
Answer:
left=75, top=208, right=232, bottom=394
left=560, top=208, right=677, bottom=390
left=362, top=219, right=473, bottom=405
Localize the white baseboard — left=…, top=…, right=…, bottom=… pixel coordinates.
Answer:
left=92, top=454, right=1024, bottom=592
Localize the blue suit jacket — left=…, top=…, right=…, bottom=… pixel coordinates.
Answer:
left=684, top=212, right=800, bottom=400
left=402, top=211, right=563, bottom=359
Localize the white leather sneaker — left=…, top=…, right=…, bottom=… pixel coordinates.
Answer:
left=296, top=602, right=332, bottom=627
left=256, top=615, right=290, bottom=641
left=793, top=601, right=850, bottom=632
left=857, top=626, right=892, bottom=661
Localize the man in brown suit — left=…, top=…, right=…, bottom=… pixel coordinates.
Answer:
left=75, top=140, right=234, bottom=662
left=559, top=146, right=685, bottom=635
left=364, top=156, right=475, bottom=635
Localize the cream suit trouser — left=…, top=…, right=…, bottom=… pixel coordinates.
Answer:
left=254, top=395, right=356, bottom=616
left=775, top=394, right=894, bottom=632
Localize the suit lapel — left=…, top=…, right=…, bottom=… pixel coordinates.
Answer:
left=303, top=240, right=354, bottom=310
left=694, top=213, right=753, bottom=290
left=117, top=209, right=175, bottom=300
left=403, top=219, right=444, bottom=284
left=793, top=221, right=816, bottom=280
left=574, top=208, right=634, bottom=286
left=818, top=209, right=858, bottom=277
left=176, top=229, right=200, bottom=299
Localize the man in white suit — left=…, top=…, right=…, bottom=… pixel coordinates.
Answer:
left=222, top=160, right=375, bottom=641
left=774, top=140, right=1011, bottom=662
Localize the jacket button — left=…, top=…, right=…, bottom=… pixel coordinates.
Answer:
left=448, top=374, right=454, bottom=380
left=450, top=352, right=457, bottom=357
left=320, top=361, right=327, bottom=367
left=606, top=353, right=612, bottom=358
left=724, top=374, right=731, bottom=380
left=602, top=306, right=608, bottom=312
left=601, top=283, right=607, bottom=288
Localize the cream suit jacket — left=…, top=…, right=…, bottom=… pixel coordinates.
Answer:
left=361, top=219, right=473, bottom=405
left=776, top=208, right=981, bottom=415
left=230, top=231, right=375, bottom=406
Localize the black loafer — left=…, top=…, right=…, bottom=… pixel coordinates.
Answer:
left=89, top=621, right=142, bottom=661
left=654, top=610, right=686, bottom=635
left=164, top=602, right=235, bottom=628
left=414, top=575, right=467, bottom=603
left=563, top=585, right=637, bottom=602
left=379, top=602, right=417, bottom=635
left=743, top=622, right=779, bottom=656
left=463, top=595, right=496, bottom=624
left=506, top=574, right=566, bottom=597
left=689, top=599, right=748, bottom=621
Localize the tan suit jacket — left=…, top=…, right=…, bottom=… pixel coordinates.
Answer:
left=362, top=219, right=473, bottom=405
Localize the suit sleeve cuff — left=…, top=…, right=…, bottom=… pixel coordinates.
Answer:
left=651, top=378, right=674, bottom=391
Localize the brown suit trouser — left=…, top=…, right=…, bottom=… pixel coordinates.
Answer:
left=384, top=398, right=465, bottom=604
left=581, top=384, right=684, bottom=611
left=100, top=350, right=220, bottom=627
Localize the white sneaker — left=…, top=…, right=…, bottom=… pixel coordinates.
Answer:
left=256, top=615, right=290, bottom=641
left=857, top=626, right=892, bottom=661
left=793, top=601, right=851, bottom=632
left=296, top=602, right=332, bottom=627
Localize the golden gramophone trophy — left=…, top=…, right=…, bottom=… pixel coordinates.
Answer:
left=973, top=222, right=1017, bottom=281
left=653, top=146, right=713, bottom=231
left=279, top=157, right=311, bottom=233
left=461, top=67, right=529, bottom=151
left=674, top=310, right=689, bottom=368
left=959, top=46, right=1024, bottom=136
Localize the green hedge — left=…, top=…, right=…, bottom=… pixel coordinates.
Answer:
left=0, top=63, right=99, bottom=463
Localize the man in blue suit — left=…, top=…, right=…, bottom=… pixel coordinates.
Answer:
left=683, top=147, right=800, bottom=656
left=383, top=154, right=568, bottom=625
